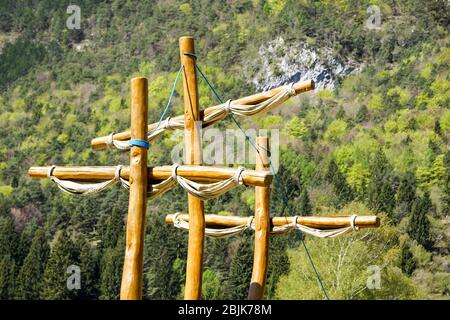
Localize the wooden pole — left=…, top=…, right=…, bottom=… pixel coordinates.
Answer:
left=120, top=77, right=148, bottom=300
left=28, top=165, right=272, bottom=187
left=165, top=214, right=381, bottom=230
left=90, top=80, right=315, bottom=150
left=180, top=36, right=205, bottom=300
left=248, top=137, right=270, bottom=300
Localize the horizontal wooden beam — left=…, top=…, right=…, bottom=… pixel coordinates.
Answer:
left=165, top=214, right=380, bottom=230
left=28, top=165, right=272, bottom=187
left=90, top=80, right=315, bottom=150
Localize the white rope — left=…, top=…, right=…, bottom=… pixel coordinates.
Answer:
left=171, top=164, right=245, bottom=201
left=119, top=174, right=177, bottom=199
left=172, top=212, right=254, bottom=238
left=106, top=133, right=131, bottom=150
left=47, top=165, right=123, bottom=195
left=106, top=83, right=296, bottom=150
left=271, top=214, right=360, bottom=238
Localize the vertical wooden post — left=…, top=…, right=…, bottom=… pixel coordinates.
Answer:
left=248, top=136, right=270, bottom=300
left=120, top=77, right=148, bottom=300
left=179, top=36, right=205, bottom=300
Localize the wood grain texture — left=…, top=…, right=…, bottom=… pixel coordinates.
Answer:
left=120, top=77, right=148, bottom=300
left=28, top=165, right=272, bottom=187
left=248, top=136, right=271, bottom=300
left=90, top=80, right=315, bottom=150
left=165, top=214, right=381, bottom=230
left=180, top=36, right=205, bottom=300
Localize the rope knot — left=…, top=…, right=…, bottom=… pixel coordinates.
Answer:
left=291, top=216, right=299, bottom=229
left=350, top=214, right=359, bottom=231
left=171, top=163, right=180, bottom=180
left=287, top=82, right=296, bottom=97
left=114, top=165, right=123, bottom=181
left=164, top=116, right=172, bottom=130
left=223, top=99, right=233, bottom=114
left=247, top=216, right=254, bottom=229
left=47, top=165, right=56, bottom=178
left=106, top=133, right=114, bottom=148
left=234, top=166, right=245, bottom=185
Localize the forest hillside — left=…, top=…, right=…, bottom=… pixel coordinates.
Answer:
left=0, top=0, right=449, bottom=299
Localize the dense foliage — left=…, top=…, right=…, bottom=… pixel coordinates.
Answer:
left=0, top=0, right=448, bottom=299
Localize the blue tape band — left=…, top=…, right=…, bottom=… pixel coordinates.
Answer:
left=128, top=139, right=150, bottom=149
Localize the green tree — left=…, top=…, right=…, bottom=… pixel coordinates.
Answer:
left=16, top=228, right=49, bottom=299
left=297, top=188, right=312, bottom=215
left=0, top=254, right=16, bottom=299
left=395, top=172, right=417, bottom=219
left=401, top=244, right=416, bottom=276
left=0, top=215, right=17, bottom=258
left=99, top=236, right=124, bottom=300
left=367, top=150, right=395, bottom=218
left=74, top=236, right=99, bottom=299
left=41, top=230, right=75, bottom=299
left=223, top=236, right=253, bottom=299
left=407, top=195, right=432, bottom=250
left=355, top=105, right=369, bottom=123
left=325, top=159, right=355, bottom=207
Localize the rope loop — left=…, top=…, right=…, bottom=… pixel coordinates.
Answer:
left=171, top=163, right=180, bottom=180
left=287, top=82, right=296, bottom=96
left=234, top=166, right=245, bottom=184
left=128, top=139, right=150, bottom=149
left=247, top=216, right=254, bottom=229
left=114, top=165, right=122, bottom=181
left=106, top=133, right=114, bottom=148
left=223, top=99, right=233, bottom=114
left=350, top=214, right=359, bottom=231
left=47, top=165, right=56, bottom=178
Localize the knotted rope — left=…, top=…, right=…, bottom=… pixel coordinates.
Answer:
left=171, top=164, right=245, bottom=201
left=172, top=212, right=254, bottom=238
left=270, top=214, right=359, bottom=238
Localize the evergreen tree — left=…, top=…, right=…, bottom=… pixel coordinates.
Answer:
left=16, top=228, right=49, bottom=299
left=74, top=236, right=99, bottom=299
left=41, top=230, right=75, bottom=299
left=407, top=196, right=432, bottom=250
left=0, top=254, right=16, bottom=299
left=17, top=220, right=38, bottom=265
left=396, top=172, right=417, bottom=219
left=325, top=159, right=355, bottom=207
left=0, top=215, right=18, bottom=258
left=442, top=151, right=450, bottom=216
left=355, top=105, right=368, bottom=123
left=223, top=236, right=253, bottom=299
left=367, top=150, right=395, bottom=217
left=100, top=206, right=124, bottom=250
left=401, top=244, right=416, bottom=276
left=99, top=236, right=124, bottom=300
left=297, top=188, right=312, bottom=215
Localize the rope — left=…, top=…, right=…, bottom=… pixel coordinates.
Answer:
left=171, top=164, right=245, bottom=201
left=196, top=65, right=330, bottom=300
left=47, top=165, right=124, bottom=195
left=106, top=65, right=184, bottom=150
left=128, top=139, right=150, bottom=149
left=173, top=212, right=254, bottom=238
left=271, top=215, right=360, bottom=238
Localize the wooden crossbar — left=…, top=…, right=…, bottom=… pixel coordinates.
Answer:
left=28, top=165, right=271, bottom=187
left=90, top=80, right=315, bottom=150
left=165, top=214, right=381, bottom=230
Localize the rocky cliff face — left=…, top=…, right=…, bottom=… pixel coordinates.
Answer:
left=249, top=37, right=360, bottom=91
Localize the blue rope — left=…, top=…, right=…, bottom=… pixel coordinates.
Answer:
left=196, top=64, right=330, bottom=300
left=147, top=65, right=184, bottom=138
left=128, top=139, right=150, bottom=149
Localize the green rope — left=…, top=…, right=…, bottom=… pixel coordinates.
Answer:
left=196, top=64, right=330, bottom=300
left=148, top=65, right=184, bottom=138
